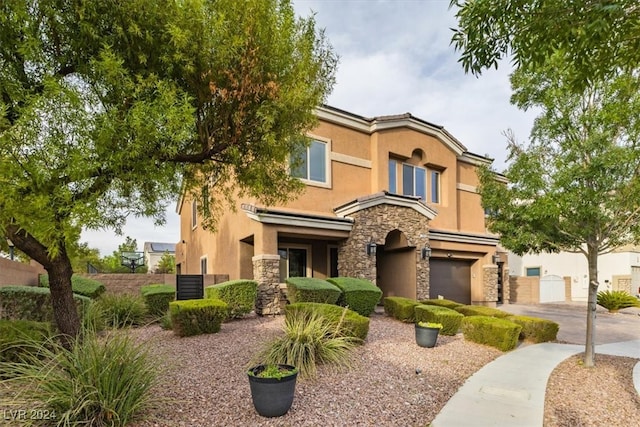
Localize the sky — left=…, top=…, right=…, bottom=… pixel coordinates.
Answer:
left=81, top=0, right=538, bottom=257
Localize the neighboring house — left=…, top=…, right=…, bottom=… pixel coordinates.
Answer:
left=175, top=105, right=507, bottom=314
left=509, top=246, right=640, bottom=302
left=143, top=242, right=176, bottom=273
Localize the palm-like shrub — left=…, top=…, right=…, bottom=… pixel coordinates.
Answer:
left=0, top=330, right=159, bottom=426
left=597, top=290, right=640, bottom=313
left=96, top=293, right=147, bottom=328
left=256, top=308, right=359, bottom=379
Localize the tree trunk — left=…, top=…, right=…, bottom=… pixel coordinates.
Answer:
left=584, top=246, right=598, bottom=367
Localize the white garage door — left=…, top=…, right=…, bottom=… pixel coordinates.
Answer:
left=540, top=275, right=566, bottom=303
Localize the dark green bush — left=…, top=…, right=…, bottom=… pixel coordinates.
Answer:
left=140, top=284, right=176, bottom=317
left=327, top=277, right=382, bottom=317
left=461, top=316, right=522, bottom=351
left=40, top=275, right=106, bottom=299
left=454, top=305, right=511, bottom=318
left=285, top=302, right=370, bottom=342
left=96, top=293, right=147, bottom=328
left=0, top=319, right=52, bottom=364
left=383, top=296, right=420, bottom=322
left=204, top=279, right=257, bottom=318
left=507, top=315, right=559, bottom=343
left=414, top=304, right=464, bottom=336
left=169, top=299, right=229, bottom=337
left=418, top=298, right=463, bottom=310
left=597, top=290, right=640, bottom=312
left=0, top=286, right=90, bottom=323
left=286, top=277, right=341, bottom=304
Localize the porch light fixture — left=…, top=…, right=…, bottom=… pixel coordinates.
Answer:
left=421, top=245, right=431, bottom=260
left=366, top=241, right=377, bottom=256
left=492, top=253, right=500, bottom=264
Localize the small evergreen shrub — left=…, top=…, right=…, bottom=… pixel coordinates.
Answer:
left=414, top=304, right=464, bottom=336
left=383, top=296, right=420, bottom=322
left=40, top=275, right=106, bottom=299
left=0, top=320, right=52, bottom=364
left=169, top=299, right=229, bottom=337
left=140, top=284, right=176, bottom=317
left=204, top=279, right=257, bottom=318
left=597, top=290, right=640, bottom=313
left=418, top=298, right=463, bottom=310
left=507, top=315, right=559, bottom=343
left=461, top=316, right=522, bottom=351
left=327, top=277, right=382, bottom=317
left=96, top=293, right=147, bottom=328
left=286, top=277, right=341, bottom=304
left=0, top=286, right=90, bottom=323
left=454, top=305, right=511, bottom=318
left=285, top=302, right=370, bottom=342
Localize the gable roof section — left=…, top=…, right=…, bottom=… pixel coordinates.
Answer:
left=334, top=191, right=437, bottom=220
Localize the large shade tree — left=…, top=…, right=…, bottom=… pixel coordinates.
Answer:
left=478, top=58, right=640, bottom=366
left=0, top=0, right=336, bottom=344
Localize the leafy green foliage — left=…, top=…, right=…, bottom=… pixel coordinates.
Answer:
left=40, top=275, right=106, bottom=299
left=597, top=290, right=640, bottom=313
left=285, top=277, right=341, bottom=304
left=0, top=330, right=160, bottom=426
left=0, top=320, right=52, bottom=364
left=416, top=322, right=443, bottom=329
left=506, top=315, right=559, bottom=343
left=204, top=280, right=257, bottom=319
left=414, top=304, right=464, bottom=336
left=454, top=305, right=511, bottom=319
left=256, top=308, right=358, bottom=379
left=96, top=294, right=148, bottom=328
left=0, top=286, right=90, bottom=323
left=154, top=251, right=176, bottom=274
left=101, top=237, right=147, bottom=273
left=327, top=277, right=382, bottom=317
left=169, top=299, right=229, bottom=337
left=418, top=298, right=463, bottom=310
left=382, top=296, right=420, bottom=322
left=248, top=364, right=297, bottom=380
left=285, top=302, right=370, bottom=342
left=461, top=316, right=522, bottom=351
left=140, top=284, right=176, bottom=318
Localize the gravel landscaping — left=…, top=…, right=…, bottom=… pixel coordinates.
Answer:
left=128, top=310, right=640, bottom=427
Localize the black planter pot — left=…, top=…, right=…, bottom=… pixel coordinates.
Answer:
left=415, top=325, right=440, bottom=348
left=247, top=364, right=298, bottom=417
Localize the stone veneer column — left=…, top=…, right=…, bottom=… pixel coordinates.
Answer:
left=252, top=254, right=281, bottom=315
left=482, top=264, right=499, bottom=306
left=501, top=263, right=510, bottom=303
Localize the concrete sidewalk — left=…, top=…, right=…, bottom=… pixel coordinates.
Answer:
left=431, top=340, right=640, bottom=427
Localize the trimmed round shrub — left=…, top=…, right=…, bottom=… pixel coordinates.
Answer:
left=0, top=319, right=52, bottom=364
left=140, top=284, right=176, bottom=317
left=418, top=298, right=463, bottom=310
left=204, top=279, right=257, bottom=318
left=40, top=275, right=106, bottom=299
left=454, top=305, right=511, bottom=318
left=285, top=302, right=370, bottom=342
left=414, top=304, right=463, bottom=336
left=507, top=315, right=559, bottom=343
left=461, top=316, right=522, bottom=351
left=383, top=296, right=420, bottom=322
left=96, top=293, right=147, bottom=328
left=169, top=299, right=229, bottom=337
left=327, top=277, right=382, bottom=317
left=0, top=286, right=90, bottom=323
left=286, top=277, right=341, bottom=304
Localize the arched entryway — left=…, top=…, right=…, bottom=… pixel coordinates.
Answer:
left=377, top=229, right=416, bottom=299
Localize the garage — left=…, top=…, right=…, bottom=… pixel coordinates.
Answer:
left=429, top=259, right=472, bottom=304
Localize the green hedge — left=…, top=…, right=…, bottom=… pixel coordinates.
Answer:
left=461, top=316, right=522, bottom=351
left=383, top=296, right=420, bottom=322
left=140, top=284, right=176, bottom=317
left=285, top=302, right=370, bottom=342
left=286, top=277, right=341, bottom=305
left=0, top=286, right=90, bottom=323
left=418, top=298, right=463, bottom=310
left=414, top=304, right=463, bottom=336
left=204, top=280, right=257, bottom=319
left=454, top=305, right=511, bottom=318
left=507, top=315, right=559, bottom=343
left=169, top=299, right=229, bottom=337
left=40, top=275, right=105, bottom=299
left=327, top=277, right=382, bottom=317
left=0, top=320, right=52, bottom=364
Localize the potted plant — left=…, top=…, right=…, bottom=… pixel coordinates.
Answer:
left=415, top=322, right=443, bottom=348
left=247, top=364, right=298, bottom=417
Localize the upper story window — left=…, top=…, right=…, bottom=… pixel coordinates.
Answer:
left=402, top=164, right=426, bottom=200
left=430, top=169, right=440, bottom=204
left=388, top=159, right=397, bottom=193
left=291, top=139, right=328, bottom=185
left=191, top=200, right=197, bottom=229
left=389, top=157, right=442, bottom=203
left=526, top=267, right=541, bottom=277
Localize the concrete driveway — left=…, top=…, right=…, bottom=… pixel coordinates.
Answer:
left=500, top=302, right=640, bottom=345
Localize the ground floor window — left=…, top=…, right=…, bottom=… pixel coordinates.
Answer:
left=278, top=245, right=311, bottom=282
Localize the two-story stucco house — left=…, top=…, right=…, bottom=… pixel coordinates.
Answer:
left=175, top=105, right=507, bottom=314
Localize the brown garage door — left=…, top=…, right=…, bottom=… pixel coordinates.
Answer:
left=429, top=259, right=471, bottom=304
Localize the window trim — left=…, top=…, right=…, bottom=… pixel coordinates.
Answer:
left=290, top=134, right=332, bottom=189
